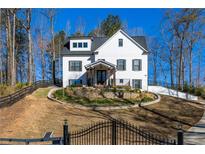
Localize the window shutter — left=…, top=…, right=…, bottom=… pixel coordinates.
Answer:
left=80, top=61, right=82, bottom=71
left=124, top=60, right=126, bottom=70
left=132, top=60, right=134, bottom=71
left=140, top=60, right=142, bottom=71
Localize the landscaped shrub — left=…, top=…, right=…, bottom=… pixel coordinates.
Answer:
left=183, top=82, right=189, bottom=92
left=194, top=87, right=203, bottom=96
left=141, top=96, right=154, bottom=102
left=201, top=88, right=205, bottom=99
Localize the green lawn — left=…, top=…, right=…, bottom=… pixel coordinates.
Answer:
left=33, top=87, right=52, bottom=98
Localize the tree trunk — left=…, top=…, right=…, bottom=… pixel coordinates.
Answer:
left=27, top=9, right=33, bottom=84
left=189, top=42, right=193, bottom=87
left=11, top=11, right=16, bottom=86
left=169, top=55, right=174, bottom=87
left=6, top=10, right=12, bottom=85
left=28, top=28, right=32, bottom=84
left=51, top=17, right=56, bottom=84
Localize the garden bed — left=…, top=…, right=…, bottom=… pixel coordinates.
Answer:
left=53, top=87, right=157, bottom=107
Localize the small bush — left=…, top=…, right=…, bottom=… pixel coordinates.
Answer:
left=194, top=87, right=203, bottom=96
left=141, top=96, right=154, bottom=102
left=183, top=82, right=189, bottom=92
left=201, top=88, right=205, bottom=99
left=133, top=88, right=141, bottom=93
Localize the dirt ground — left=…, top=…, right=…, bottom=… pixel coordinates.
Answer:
left=0, top=87, right=204, bottom=141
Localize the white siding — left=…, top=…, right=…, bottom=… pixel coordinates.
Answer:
left=62, top=56, right=91, bottom=87
left=95, top=31, right=148, bottom=90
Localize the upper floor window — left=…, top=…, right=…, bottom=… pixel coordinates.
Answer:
left=119, top=39, right=123, bottom=47
left=117, top=59, right=126, bottom=71
left=69, top=61, right=82, bottom=71
left=73, top=42, right=77, bottom=48
left=78, top=42, right=82, bottom=48
left=132, top=59, right=142, bottom=71
left=83, top=42, right=88, bottom=48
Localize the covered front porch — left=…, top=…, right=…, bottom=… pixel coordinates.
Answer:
left=85, top=59, right=117, bottom=87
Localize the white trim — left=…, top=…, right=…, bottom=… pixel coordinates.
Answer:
left=84, top=59, right=116, bottom=69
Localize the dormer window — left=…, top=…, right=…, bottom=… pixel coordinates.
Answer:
left=83, top=42, right=88, bottom=48
left=119, top=39, right=123, bottom=47
left=78, top=42, right=82, bottom=48
left=73, top=42, right=77, bottom=48
left=70, top=39, right=91, bottom=51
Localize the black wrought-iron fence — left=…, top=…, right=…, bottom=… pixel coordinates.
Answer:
left=66, top=120, right=178, bottom=145
left=0, top=119, right=183, bottom=145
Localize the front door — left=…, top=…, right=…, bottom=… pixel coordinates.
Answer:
left=97, top=70, right=107, bottom=85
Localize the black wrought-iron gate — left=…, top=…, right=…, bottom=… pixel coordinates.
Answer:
left=66, top=120, right=177, bottom=145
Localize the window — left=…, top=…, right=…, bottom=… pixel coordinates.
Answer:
left=132, top=59, right=142, bottom=71
left=83, top=42, right=88, bottom=48
left=69, top=79, right=82, bottom=86
left=119, top=79, right=123, bottom=84
left=117, top=59, right=126, bottom=71
left=73, top=42, right=77, bottom=48
left=132, top=79, right=142, bottom=89
left=119, top=39, right=123, bottom=47
left=78, top=42, right=82, bottom=48
left=69, top=61, right=82, bottom=71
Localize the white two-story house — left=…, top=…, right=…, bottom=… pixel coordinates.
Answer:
left=62, top=29, right=148, bottom=90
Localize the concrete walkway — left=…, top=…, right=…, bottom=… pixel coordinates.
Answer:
left=184, top=100, right=205, bottom=145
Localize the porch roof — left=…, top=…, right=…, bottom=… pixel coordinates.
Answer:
left=84, top=59, right=116, bottom=70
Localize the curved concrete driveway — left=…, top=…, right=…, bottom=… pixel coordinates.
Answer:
left=184, top=100, right=205, bottom=145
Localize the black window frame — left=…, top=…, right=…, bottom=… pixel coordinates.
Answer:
left=69, top=61, right=82, bottom=71
left=78, top=42, right=82, bottom=48
left=132, top=59, right=142, bottom=71
left=119, top=79, right=124, bottom=84
left=132, top=79, right=142, bottom=89
left=73, top=42, right=77, bottom=48
left=83, top=42, right=88, bottom=48
left=117, top=59, right=126, bottom=71
left=119, top=39, right=123, bottom=47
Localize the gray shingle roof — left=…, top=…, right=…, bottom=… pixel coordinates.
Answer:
left=61, top=35, right=147, bottom=56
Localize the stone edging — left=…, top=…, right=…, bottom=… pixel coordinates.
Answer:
left=47, top=87, right=161, bottom=111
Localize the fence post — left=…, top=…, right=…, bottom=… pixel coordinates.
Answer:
left=177, top=125, right=184, bottom=145
left=63, top=119, right=70, bottom=145
left=111, top=120, right=117, bottom=145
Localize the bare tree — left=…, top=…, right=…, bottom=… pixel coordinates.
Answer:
left=41, top=9, right=56, bottom=83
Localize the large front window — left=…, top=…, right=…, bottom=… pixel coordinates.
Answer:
left=132, top=59, right=142, bottom=71
left=117, top=59, right=126, bottom=71
left=132, top=79, right=142, bottom=89
left=69, top=61, right=82, bottom=71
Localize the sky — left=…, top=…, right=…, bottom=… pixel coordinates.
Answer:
left=48, top=8, right=164, bottom=37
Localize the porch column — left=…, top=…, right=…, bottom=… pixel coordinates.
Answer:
left=113, top=69, right=116, bottom=86
left=92, top=68, right=94, bottom=86
left=107, top=68, right=110, bottom=87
